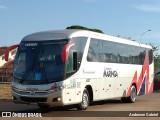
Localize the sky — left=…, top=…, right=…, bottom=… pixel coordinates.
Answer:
left=0, top=0, right=160, bottom=52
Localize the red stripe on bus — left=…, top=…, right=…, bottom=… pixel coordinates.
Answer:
left=126, top=71, right=137, bottom=97
left=126, top=51, right=152, bottom=97
left=148, top=80, right=154, bottom=93
left=137, top=52, right=149, bottom=94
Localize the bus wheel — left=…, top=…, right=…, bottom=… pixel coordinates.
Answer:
left=77, top=88, right=90, bottom=110
left=37, top=103, right=49, bottom=109
left=127, top=85, right=137, bottom=103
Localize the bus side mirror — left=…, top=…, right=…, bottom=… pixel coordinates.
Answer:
left=5, top=44, right=19, bottom=61
left=61, top=42, right=74, bottom=62
left=73, top=52, right=78, bottom=71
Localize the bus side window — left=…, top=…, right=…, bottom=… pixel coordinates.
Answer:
left=148, top=49, right=153, bottom=64
left=73, top=52, right=78, bottom=71
left=66, top=37, right=87, bottom=78
left=66, top=50, right=74, bottom=73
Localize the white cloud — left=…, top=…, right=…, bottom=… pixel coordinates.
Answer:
left=133, top=4, right=160, bottom=12
left=0, top=5, right=7, bottom=10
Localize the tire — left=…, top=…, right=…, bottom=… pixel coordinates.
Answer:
left=121, top=85, right=137, bottom=103
left=127, top=85, right=137, bottom=103
left=77, top=88, right=90, bottom=110
left=37, top=103, right=49, bottom=109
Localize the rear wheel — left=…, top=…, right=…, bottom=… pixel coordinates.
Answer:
left=128, top=85, right=137, bottom=103
left=121, top=85, right=137, bottom=103
left=77, top=88, right=90, bottom=110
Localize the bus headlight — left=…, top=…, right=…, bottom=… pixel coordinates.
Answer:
left=12, top=86, right=19, bottom=92
left=48, top=86, right=63, bottom=93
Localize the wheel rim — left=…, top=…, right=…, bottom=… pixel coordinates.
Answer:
left=131, top=87, right=136, bottom=102
left=82, top=92, right=89, bottom=108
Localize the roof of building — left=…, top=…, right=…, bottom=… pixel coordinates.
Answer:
left=0, top=47, right=6, bottom=56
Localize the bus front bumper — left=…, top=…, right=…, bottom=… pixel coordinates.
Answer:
left=12, top=90, right=64, bottom=106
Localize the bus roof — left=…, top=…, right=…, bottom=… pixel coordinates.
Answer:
left=22, top=29, right=152, bottom=49
left=22, top=30, right=81, bottom=41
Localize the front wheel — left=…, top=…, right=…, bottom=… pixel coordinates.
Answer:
left=77, top=88, right=90, bottom=110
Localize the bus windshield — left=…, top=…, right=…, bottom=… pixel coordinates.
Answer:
left=13, top=41, right=66, bottom=84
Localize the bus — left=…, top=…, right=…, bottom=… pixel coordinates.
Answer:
left=5, top=30, right=154, bottom=110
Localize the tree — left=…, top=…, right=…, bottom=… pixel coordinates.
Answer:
left=149, top=44, right=158, bottom=57
left=149, top=43, right=159, bottom=71
left=66, top=25, right=103, bottom=33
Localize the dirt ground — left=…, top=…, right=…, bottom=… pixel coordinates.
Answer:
left=0, top=93, right=160, bottom=120
left=0, top=84, right=160, bottom=120
left=0, top=83, right=12, bottom=99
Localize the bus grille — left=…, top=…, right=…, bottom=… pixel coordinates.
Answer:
left=20, top=97, right=47, bottom=103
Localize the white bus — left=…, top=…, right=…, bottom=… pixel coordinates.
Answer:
left=5, top=30, right=154, bottom=110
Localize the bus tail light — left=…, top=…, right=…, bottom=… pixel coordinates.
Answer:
left=61, top=42, right=74, bottom=62
left=5, top=44, right=19, bottom=61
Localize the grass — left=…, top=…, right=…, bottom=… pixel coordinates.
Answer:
left=0, top=83, right=12, bottom=100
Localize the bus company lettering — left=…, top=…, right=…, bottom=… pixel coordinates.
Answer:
left=103, top=68, right=118, bottom=77
left=25, top=43, right=38, bottom=46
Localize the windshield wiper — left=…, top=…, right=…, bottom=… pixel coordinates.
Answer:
left=40, top=63, right=48, bottom=84
left=19, top=56, right=36, bottom=84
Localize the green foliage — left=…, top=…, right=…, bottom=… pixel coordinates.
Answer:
left=154, top=58, right=159, bottom=71
left=149, top=43, right=158, bottom=55
left=66, top=25, right=103, bottom=33
left=149, top=43, right=159, bottom=71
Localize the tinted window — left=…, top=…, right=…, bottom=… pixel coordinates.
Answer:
left=87, top=38, right=153, bottom=65
left=71, top=37, right=87, bottom=62
left=87, top=39, right=103, bottom=62
left=103, top=41, right=118, bottom=63
left=13, top=41, right=65, bottom=84
left=66, top=37, right=87, bottom=73
left=66, top=50, right=73, bottom=73
left=128, top=46, right=145, bottom=65
left=148, top=49, right=153, bottom=64
left=116, top=43, right=129, bottom=64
